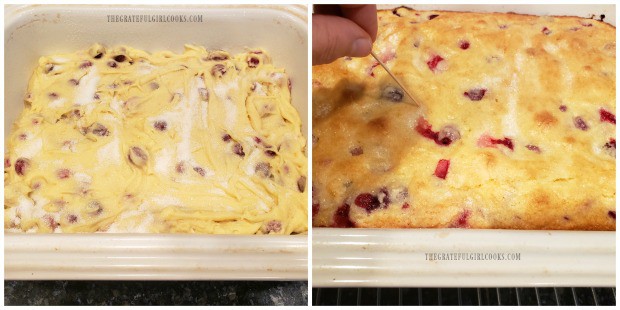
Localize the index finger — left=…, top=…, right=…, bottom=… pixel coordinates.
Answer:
left=339, top=5, right=378, bottom=42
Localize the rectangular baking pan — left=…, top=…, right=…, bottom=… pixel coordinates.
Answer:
left=312, top=4, right=616, bottom=287
left=4, top=4, right=308, bottom=280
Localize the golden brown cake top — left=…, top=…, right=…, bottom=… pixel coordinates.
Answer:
left=312, top=8, right=616, bottom=230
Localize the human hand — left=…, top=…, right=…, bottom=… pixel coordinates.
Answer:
left=312, top=5, right=378, bottom=65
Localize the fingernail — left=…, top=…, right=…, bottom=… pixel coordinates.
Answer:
left=351, top=38, right=372, bottom=57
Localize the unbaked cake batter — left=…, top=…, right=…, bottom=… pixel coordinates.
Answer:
left=5, top=44, right=308, bottom=234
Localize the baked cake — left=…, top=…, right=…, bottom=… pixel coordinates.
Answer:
left=5, top=44, right=307, bottom=234
left=312, top=8, right=615, bottom=230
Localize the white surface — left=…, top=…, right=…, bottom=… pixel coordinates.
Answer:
left=313, top=229, right=615, bottom=287
left=4, top=4, right=308, bottom=280
left=313, top=4, right=616, bottom=288
left=6, top=234, right=307, bottom=280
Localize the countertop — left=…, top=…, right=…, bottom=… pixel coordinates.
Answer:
left=5, top=281, right=308, bottom=306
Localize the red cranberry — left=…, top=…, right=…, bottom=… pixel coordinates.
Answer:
left=402, top=203, right=410, bottom=209
left=493, top=137, right=514, bottom=150
left=459, top=40, right=470, bottom=50
left=153, top=120, right=167, bottom=131
left=128, top=147, right=148, bottom=167
left=349, top=146, right=363, bottom=156
left=57, top=168, right=72, bottom=179
left=88, top=201, right=104, bottom=216
left=67, top=214, right=78, bottom=223
left=44, top=215, right=59, bottom=230
left=253, top=136, right=263, bottom=144
left=15, top=158, right=30, bottom=176
left=525, top=144, right=541, bottom=153
left=464, top=88, right=487, bottom=101
left=332, top=204, right=354, bottom=228
left=542, top=27, right=552, bottom=35
left=175, top=162, right=186, bottom=174
left=89, top=123, right=110, bottom=136
left=559, top=105, right=567, bottom=112
left=599, top=109, right=615, bottom=124
left=44, top=63, right=54, bottom=73
left=354, top=193, right=381, bottom=213
left=211, top=64, right=227, bottom=78
left=382, top=86, right=404, bottom=102
left=222, top=134, right=232, bottom=142
left=113, top=55, right=126, bottom=62
left=265, top=150, right=277, bottom=157
left=312, top=203, right=320, bottom=216
left=603, top=138, right=615, bottom=157
left=573, top=116, right=589, bottom=131
left=437, top=125, right=461, bottom=145
left=434, top=159, right=450, bottom=179
left=379, top=51, right=396, bottom=63
left=255, top=162, right=271, bottom=178
left=107, top=61, right=118, bottom=68
left=450, top=209, right=471, bottom=228
left=247, top=57, right=260, bottom=68
left=297, top=176, right=306, bottom=192
left=415, top=118, right=458, bottom=146
left=609, top=211, right=616, bottom=220
left=426, top=55, right=444, bottom=72
left=477, top=134, right=514, bottom=150
left=61, top=109, right=82, bottom=120
left=205, top=53, right=229, bottom=61
left=4, top=157, right=10, bottom=169
left=415, top=117, right=439, bottom=141
left=193, top=167, right=206, bottom=177
left=233, top=143, right=245, bottom=157
left=605, top=138, right=615, bottom=149
left=263, top=220, right=282, bottom=233
left=368, top=62, right=380, bottom=77
left=79, top=61, right=93, bottom=69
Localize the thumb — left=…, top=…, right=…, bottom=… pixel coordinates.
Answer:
left=312, top=14, right=373, bottom=65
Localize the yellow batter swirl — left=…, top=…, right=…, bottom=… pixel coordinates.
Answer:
left=5, top=44, right=308, bottom=234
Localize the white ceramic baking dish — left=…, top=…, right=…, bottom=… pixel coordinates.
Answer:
left=4, top=4, right=308, bottom=280
left=313, top=4, right=616, bottom=287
